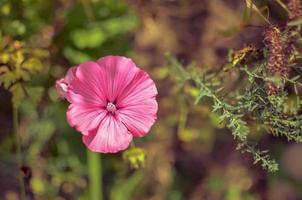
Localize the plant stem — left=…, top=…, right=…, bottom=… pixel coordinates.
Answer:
left=13, top=106, right=26, bottom=199
left=80, top=0, right=95, bottom=22
left=275, top=0, right=290, bottom=14
left=87, top=150, right=103, bottom=200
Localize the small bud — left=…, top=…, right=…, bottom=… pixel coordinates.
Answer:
left=123, top=147, right=146, bottom=169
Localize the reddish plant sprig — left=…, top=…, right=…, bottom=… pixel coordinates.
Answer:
left=287, top=0, right=302, bottom=20
left=264, top=26, right=289, bottom=95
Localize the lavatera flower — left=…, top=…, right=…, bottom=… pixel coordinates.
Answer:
left=56, top=56, right=158, bottom=153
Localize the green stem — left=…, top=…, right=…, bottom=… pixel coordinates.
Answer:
left=87, top=150, right=103, bottom=200
left=13, top=106, right=26, bottom=200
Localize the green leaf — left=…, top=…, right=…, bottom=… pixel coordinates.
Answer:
left=22, top=58, right=43, bottom=73
left=0, top=71, right=16, bottom=89
left=102, top=15, right=138, bottom=35
left=0, top=53, right=10, bottom=63
left=241, top=2, right=252, bottom=24
left=290, top=75, right=300, bottom=81
left=245, top=0, right=271, bottom=24
left=288, top=18, right=302, bottom=26
left=70, top=27, right=106, bottom=49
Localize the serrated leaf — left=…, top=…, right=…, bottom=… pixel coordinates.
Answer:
left=290, top=75, right=300, bottom=81
left=288, top=18, right=302, bottom=26
left=11, top=50, right=25, bottom=67
left=0, top=71, right=16, bottom=89
left=22, top=58, right=43, bottom=73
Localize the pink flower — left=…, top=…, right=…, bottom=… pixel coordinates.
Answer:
left=56, top=56, right=158, bottom=153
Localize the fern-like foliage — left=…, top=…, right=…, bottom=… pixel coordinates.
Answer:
left=0, top=35, right=49, bottom=108
left=165, top=0, right=302, bottom=172
left=166, top=54, right=280, bottom=172
left=166, top=16, right=302, bottom=172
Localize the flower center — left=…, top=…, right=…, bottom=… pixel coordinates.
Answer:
left=106, top=102, right=116, bottom=113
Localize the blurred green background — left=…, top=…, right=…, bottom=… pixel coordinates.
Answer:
left=0, top=0, right=302, bottom=199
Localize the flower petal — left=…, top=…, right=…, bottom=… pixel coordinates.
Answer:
left=67, top=61, right=107, bottom=106
left=82, top=115, right=133, bottom=153
left=55, top=67, right=78, bottom=101
left=97, top=56, right=140, bottom=102
left=65, top=67, right=77, bottom=83
left=56, top=78, right=68, bottom=99
left=117, top=70, right=158, bottom=108
left=66, top=104, right=107, bottom=135
left=100, top=59, right=158, bottom=137
left=118, top=97, right=158, bottom=137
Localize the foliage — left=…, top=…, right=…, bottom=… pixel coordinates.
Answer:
left=0, top=0, right=140, bottom=199
left=56, top=0, right=139, bottom=64
left=0, top=35, right=48, bottom=108
left=166, top=12, right=302, bottom=172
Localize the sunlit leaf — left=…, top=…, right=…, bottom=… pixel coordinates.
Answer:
left=71, top=27, right=106, bottom=49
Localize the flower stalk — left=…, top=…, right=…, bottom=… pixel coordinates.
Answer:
left=87, top=150, right=103, bottom=200
left=13, top=105, right=26, bottom=199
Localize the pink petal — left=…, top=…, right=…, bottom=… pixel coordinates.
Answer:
left=97, top=56, right=140, bottom=102
left=55, top=67, right=77, bottom=101
left=65, top=67, right=77, bottom=83
left=67, top=61, right=107, bottom=106
left=82, top=115, right=133, bottom=153
left=117, top=98, right=158, bottom=137
left=96, top=56, right=158, bottom=137
left=66, top=104, right=107, bottom=135
left=117, top=70, right=158, bottom=108
left=55, top=78, right=68, bottom=99
left=113, top=68, right=158, bottom=137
